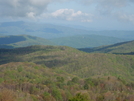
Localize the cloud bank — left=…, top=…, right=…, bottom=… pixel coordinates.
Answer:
left=50, top=9, right=93, bottom=22
left=0, top=0, right=52, bottom=17
left=0, top=0, right=134, bottom=24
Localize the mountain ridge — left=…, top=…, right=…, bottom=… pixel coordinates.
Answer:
left=79, top=40, right=134, bottom=54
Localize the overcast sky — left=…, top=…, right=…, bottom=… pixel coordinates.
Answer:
left=0, top=0, right=134, bottom=30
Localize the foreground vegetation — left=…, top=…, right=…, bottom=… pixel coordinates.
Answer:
left=0, top=45, right=134, bottom=101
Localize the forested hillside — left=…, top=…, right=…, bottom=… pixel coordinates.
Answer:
left=0, top=45, right=134, bottom=101
left=79, top=40, right=134, bottom=54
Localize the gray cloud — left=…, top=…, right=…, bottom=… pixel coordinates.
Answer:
left=81, top=0, right=129, bottom=7
left=0, top=0, right=134, bottom=24
left=80, top=0, right=134, bottom=14
left=80, top=0, right=128, bottom=14
left=115, top=12, right=134, bottom=23
left=80, top=0, right=134, bottom=24
left=0, top=0, right=74, bottom=18
left=0, top=0, right=52, bottom=17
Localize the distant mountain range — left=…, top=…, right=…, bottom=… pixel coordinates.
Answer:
left=0, top=21, right=134, bottom=40
left=0, top=21, right=134, bottom=49
left=50, top=34, right=125, bottom=48
left=79, top=40, right=134, bottom=54
left=0, top=34, right=126, bottom=49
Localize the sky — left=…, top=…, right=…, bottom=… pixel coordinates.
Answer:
left=0, top=0, right=134, bottom=30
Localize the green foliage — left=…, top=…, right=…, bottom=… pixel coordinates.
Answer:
left=43, top=92, right=50, bottom=97
left=51, top=88, right=62, bottom=101
left=68, top=93, right=90, bottom=101
left=67, top=81, right=74, bottom=85
left=34, top=66, right=39, bottom=69
left=17, top=66, right=23, bottom=72
left=56, top=76, right=64, bottom=83
left=85, top=78, right=95, bottom=86
left=0, top=78, right=4, bottom=83
left=83, top=84, right=89, bottom=90
left=72, top=77, right=79, bottom=83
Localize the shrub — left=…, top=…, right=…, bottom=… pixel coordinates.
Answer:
left=68, top=93, right=90, bottom=101
left=72, top=77, right=79, bottom=83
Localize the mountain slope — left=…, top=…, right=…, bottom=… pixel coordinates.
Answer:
left=0, top=62, right=134, bottom=101
left=0, top=45, right=134, bottom=101
left=0, top=45, right=134, bottom=82
left=0, top=35, right=55, bottom=48
left=51, top=34, right=125, bottom=48
left=79, top=40, right=134, bottom=54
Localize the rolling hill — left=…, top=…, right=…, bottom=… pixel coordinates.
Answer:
left=0, top=45, right=134, bottom=100
left=0, top=45, right=134, bottom=81
left=50, top=34, right=125, bottom=48
left=79, top=40, right=134, bottom=54
left=0, top=35, right=55, bottom=48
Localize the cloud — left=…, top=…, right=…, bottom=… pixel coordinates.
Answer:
left=50, top=9, right=93, bottom=22
left=0, top=0, right=52, bottom=17
left=0, top=0, right=134, bottom=25
left=81, top=0, right=129, bottom=7
left=80, top=0, right=134, bottom=15
left=115, top=12, right=134, bottom=23
left=79, top=0, right=134, bottom=24
left=0, top=0, right=75, bottom=18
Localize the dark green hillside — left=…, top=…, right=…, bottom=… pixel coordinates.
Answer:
left=0, top=45, right=134, bottom=101
left=0, top=35, right=26, bottom=44
left=51, top=34, right=125, bottom=48
left=0, top=35, right=55, bottom=48
left=79, top=40, right=134, bottom=54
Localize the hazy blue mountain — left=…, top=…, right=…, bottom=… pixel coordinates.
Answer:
left=93, top=30, right=134, bottom=40
left=51, top=34, right=125, bottom=48
left=0, top=21, right=134, bottom=40
left=0, top=21, right=91, bottom=39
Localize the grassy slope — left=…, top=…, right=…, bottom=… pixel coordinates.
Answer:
left=50, top=34, right=125, bottom=48
left=79, top=40, right=134, bottom=54
left=0, top=35, right=55, bottom=48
